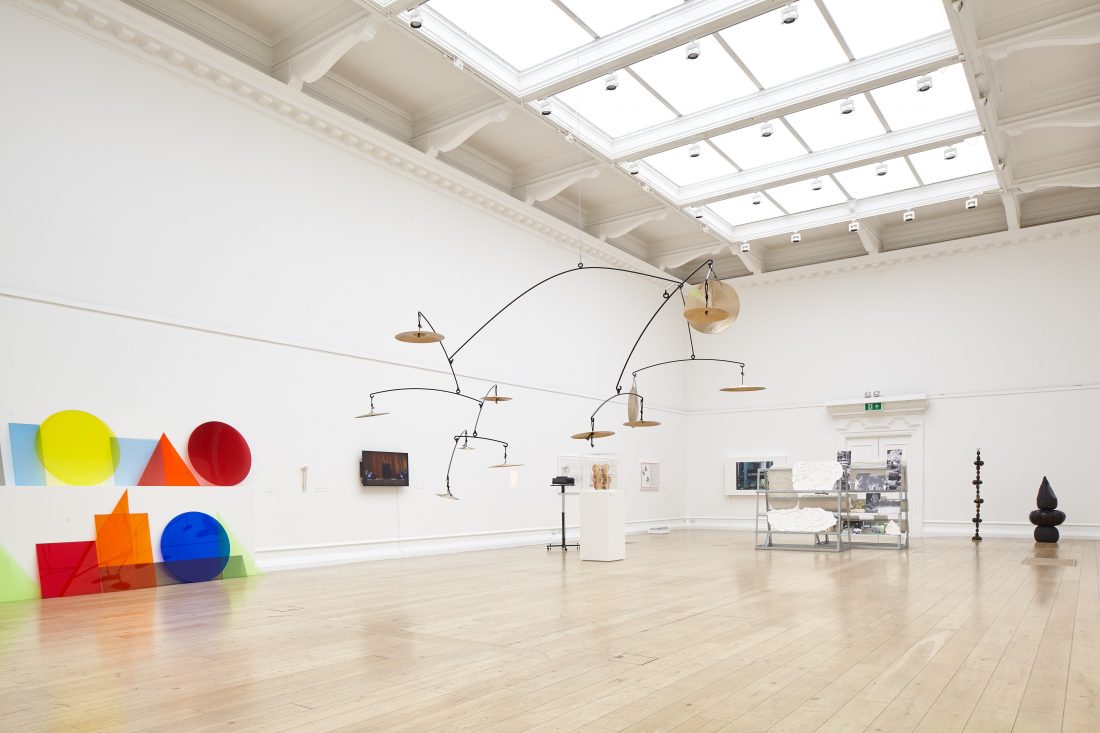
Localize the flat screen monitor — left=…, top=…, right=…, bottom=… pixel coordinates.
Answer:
left=360, top=450, right=409, bottom=487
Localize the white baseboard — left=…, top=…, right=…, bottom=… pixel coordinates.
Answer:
left=924, top=520, right=1100, bottom=540
left=255, top=517, right=688, bottom=571
left=683, top=517, right=756, bottom=531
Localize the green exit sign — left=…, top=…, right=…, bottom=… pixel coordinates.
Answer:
left=865, top=402, right=882, bottom=411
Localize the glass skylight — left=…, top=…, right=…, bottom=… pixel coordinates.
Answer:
left=766, top=176, right=849, bottom=213
left=869, top=65, right=975, bottom=131
left=832, top=157, right=920, bottom=198
left=784, top=93, right=886, bottom=151
left=823, top=0, right=951, bottom=59
left=558, top=0, right=681, bottom=37
left=428, top=0, right=592, bottom=70
left=631, top=36, right=757, bottom=114
left=644, top=143, right=739, bottom=186
left=554, top=72, right=675, bottom=137
left=718, top=1, right=847, bottom=88
left=710, top=122, right=808, bottom=170
left=707, top=193, right=785, bottom=225
left=908, top=136, right=994, bottom=183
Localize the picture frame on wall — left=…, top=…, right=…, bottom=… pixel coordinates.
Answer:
left=723, top=455, right=787, bottom=495
left=640, top=462, right=659, bottom=491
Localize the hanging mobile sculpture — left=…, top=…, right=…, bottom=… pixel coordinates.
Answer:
left=359, top=259, right=766, bottom=498
left=972, top=449, right=984, bottom=541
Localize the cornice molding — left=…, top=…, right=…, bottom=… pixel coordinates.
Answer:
left=731, top=214, right=1100, bottom=288
left=9, top=0, right=660, bottom=275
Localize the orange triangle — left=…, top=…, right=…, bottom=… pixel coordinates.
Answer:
left=138, top=435, right=199, bottom=486
left=111, top=490, right=129, bottom=514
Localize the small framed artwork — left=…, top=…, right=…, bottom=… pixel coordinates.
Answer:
left=724, top=455, right=787, bottom=495
left=640, top=462, right=659, bottom=491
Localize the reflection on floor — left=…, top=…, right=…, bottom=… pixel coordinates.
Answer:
left=0, top=530, right=1095, bottom=732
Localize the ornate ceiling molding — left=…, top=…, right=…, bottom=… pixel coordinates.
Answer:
left=8, top=0, right=661, bottom=275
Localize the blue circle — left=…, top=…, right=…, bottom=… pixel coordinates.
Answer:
left=160, top=511, right=230, bottom=583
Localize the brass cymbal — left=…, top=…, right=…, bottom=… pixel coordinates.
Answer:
left=623, top=420, right=661, bottom=428
left=355, top=411, right=390, bottom=418
left=684, top=280, right=740, bottom=334
left=721, top=385, right=766, bottom=392
left=571, top=430, right=615, bottom=440
left=435, top=492, right=460, bottom=500
left=683, top=306, right=731, bottom=325
left=483, top=395, right=512, bottom=402
left=489, top=462, right=524, bottom=468
left=395, top=330, right=445, bottom=343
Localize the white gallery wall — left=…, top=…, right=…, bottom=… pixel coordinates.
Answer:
left=0, top=2, right=690, bottom=573
left=686, top=229, right=1100, bottom=537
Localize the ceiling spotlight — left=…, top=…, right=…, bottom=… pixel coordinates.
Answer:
left=752, top=192, right=762, bottom=205
left=408, top=6, right=422, bottom=29
left=781, top=3, right=798, bottom=24
left=791, top=232, right=801, bottom=244
left=903, top=209, right=916, bottom=222
left=692, top=207, right=704, bottom=219
left=840, top=97, right=854, bottom=115
left=761, top=122, right=774, bottom=138
left=917, top=74, right=933, bottom=92
left=944, top=145, right=958, bottom=160
left=535, top=98, right=551, bottom=116
left=848, top=220, right=860, bottom=233
left=875, top=162, right=888, bottom=176
left=811, top=177, right=823, bottom=191
left=626, top=161, right=639, bottom=175
left=740, top=242, right=751, bottom=253
left=965, top=195, right=978, bottom=210
left=689, top=142, right=702, bottom=158
left=605, top=72, right=619, bottom=91
left=686, top=40, right=701, bottom=60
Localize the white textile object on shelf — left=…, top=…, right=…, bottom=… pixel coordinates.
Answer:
left=886, top=520, right=901, bottom=536
left=767, top=507, right=837, bottom=533
left=792, top=461, right=843, bottom=492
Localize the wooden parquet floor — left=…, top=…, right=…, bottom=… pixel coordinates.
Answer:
left=0, top=530, right=1096, bottom=732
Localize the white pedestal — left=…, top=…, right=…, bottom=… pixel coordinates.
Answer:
left=580, top=490, right=625, bottom=561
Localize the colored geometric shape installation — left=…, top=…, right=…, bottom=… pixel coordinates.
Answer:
left=138, top=434, right=199, bottom=486
left=95, top=491, right=153, bottom=568
left=160, top=512, right=230, bottom=583
left=8, top=423, right=46, bottom=486
left=217, top=512, right=261, bottom=576
left=98, top=563, right=157, bottom=593
left=111, top=437, right=159, bottom=487
left=0, top=544, right=40, bottom=603
left=36, top=541, right=102, bottom=598
left=36, top=410, right=119, bottom=485
left=188, top=422, right=251, bottom=486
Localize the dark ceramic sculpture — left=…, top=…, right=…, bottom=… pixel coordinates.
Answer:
left=1028, top=477, right=1066, bottom=543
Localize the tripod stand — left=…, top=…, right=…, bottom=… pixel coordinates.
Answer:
left=547, top=483, right=580, bottom=552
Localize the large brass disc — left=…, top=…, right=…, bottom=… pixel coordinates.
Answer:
left=623, top=420, right=661, bottom=428
left=489, top=462, right=524, bottom=468
left=355, top=411, right=390, bottom=418
left=571, top=430, right=615, bottom=440
left=483, top=395, right=512, bottom=402
left=683, top=306, right=730, bottom=325
left=720, top=385, right=766, bottom=393
left=683, top=280, right=740, bottom=333
left=395, top=330, right=445, bottom=343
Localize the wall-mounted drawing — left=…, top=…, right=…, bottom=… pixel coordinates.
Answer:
left=640, top=462, right=659, bottom=491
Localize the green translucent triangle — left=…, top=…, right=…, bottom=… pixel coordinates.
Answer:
left=0, top=544, right=40, bottom=603
left=216, top=513, right=262, bottom=576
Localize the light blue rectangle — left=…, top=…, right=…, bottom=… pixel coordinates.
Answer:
left=112, top=437, right=158, bottom=486
left=8, top=424, right=45, bottom=486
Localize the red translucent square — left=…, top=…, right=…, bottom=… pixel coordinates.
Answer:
left=36, top=541, right=102, bottom=598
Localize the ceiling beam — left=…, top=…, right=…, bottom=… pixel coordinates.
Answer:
left=1000, top=95, right=1100, bottom=137
left=512, top=162, right=603, bottom=204
left=604, top=32, right=960, bottom=162
left=856, top=219, right=884, bottom=254
left=979, top=4, right=1100, bottom=61
left=1015, top=162, right=1100, bottom=193
left=589, top=208, right=668, bottom=241
left=272, top=16, right=380, bottom=90
left=1001, top=191, right=1022, bottom=230
left=655, top=172, right=999, bottom=265
left=667, top=112, right=980, bottom=207
left=729, top=243, right=765, bottom=275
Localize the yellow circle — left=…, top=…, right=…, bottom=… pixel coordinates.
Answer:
left=35, top=410, right=119, bottom=485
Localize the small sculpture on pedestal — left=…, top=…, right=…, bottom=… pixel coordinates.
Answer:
left=1029, top=477, right=1065, bottom=543
left=972, top=449, right=984, bottom=542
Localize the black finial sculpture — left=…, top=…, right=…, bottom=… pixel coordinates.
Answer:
left=972, top=449, right=983, bottom=542
left=1029, top=477, right=1066, bottom=543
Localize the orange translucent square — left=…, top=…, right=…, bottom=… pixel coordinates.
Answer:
left=95, top=513, right=153, bottom=567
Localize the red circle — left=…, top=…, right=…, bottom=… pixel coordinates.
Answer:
left=187, top=422, right=251, bottom=486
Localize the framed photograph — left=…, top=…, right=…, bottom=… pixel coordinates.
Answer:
left=724, top=456, right=787, bottom=495
left=640, top=462, right=659, bottom=491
